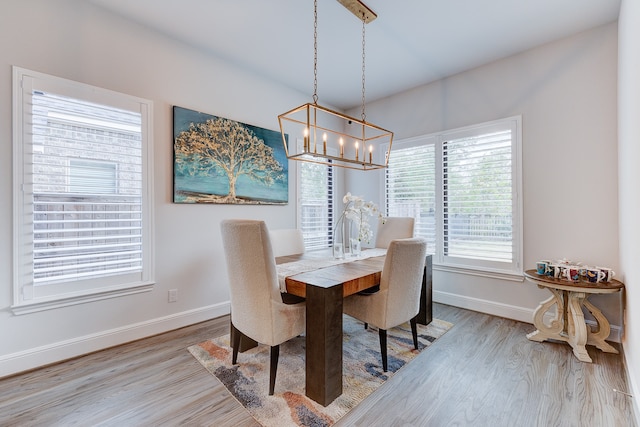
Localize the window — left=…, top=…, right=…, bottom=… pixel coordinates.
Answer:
left=384, top=116, right=522, bottom=279
left=12, top=67, right=154, bottom=313
left=297, top=158, right=334, bottom=251
left=68, top=159, right=117, bottom=194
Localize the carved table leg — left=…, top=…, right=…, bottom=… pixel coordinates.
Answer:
left=584, top=297, right=619, bottom=354
left=527, top=286, right=565, bottom=343
left=566, top=291, right=592, bottom=363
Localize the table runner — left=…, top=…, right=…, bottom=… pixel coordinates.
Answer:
left=276, top=248, right=387, bottom=293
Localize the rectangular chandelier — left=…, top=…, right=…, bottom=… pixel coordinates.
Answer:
left=278, top=102, right=393, bottom=170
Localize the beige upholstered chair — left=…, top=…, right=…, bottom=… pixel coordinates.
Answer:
left=375, top=217, right=415, bottom=249
left=358, top=217, right=415, bottom=297
left=220, top=219, right=306, bottom=395
left=343, top=237, right=427, bottom=372
left=269, top=228, right=305, bottom=257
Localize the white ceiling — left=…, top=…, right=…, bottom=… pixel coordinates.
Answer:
left=88, top=0, right=621, bottom=110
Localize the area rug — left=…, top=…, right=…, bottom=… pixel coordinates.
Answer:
left=188, top=316, right=452, bottom=427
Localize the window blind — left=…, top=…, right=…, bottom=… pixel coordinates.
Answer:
left=299, top=159, right=334, bottom=250
left=443, top=130, right=513, bottom=263
left=31, top=91, right=144, bottom=286
left=385, top=143, right=436, bottom=252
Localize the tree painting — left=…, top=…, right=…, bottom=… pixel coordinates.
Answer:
left=173, top=106, right=288, bottom=204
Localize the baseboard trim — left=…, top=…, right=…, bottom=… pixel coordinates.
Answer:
left=433, top=290, right=623, bottom=343
left=434, top=290, right=533, bottom=323
left=0, top=302, right=230, bottom=379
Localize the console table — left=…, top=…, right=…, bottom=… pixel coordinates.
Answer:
left=523, top=270, right=623, bottom=363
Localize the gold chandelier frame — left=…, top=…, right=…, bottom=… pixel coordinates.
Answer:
left=278, top=0, right=393, bottom=171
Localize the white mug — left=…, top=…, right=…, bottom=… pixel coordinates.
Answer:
left=564, top=265, right=581, bottom=282
left=548, top=264, right=563, bottom=279
left=585, top=267, right=606, bottom=283
left=596, top=266, right=616, bottom=283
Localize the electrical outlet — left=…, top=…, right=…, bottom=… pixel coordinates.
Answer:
left=168, top=289, right=178, bottom=303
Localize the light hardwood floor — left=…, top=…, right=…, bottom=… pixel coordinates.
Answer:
left=0, top=304, right=636, bottom=427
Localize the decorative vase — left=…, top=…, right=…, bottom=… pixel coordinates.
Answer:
left=345, top=219, right=363, bottom=257
left=350, top=238, right=361, bottom=257
left=333, top=214, right=347, bottom=259
left=344, top=218, right=353, bottom=257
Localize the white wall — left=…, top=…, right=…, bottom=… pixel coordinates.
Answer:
left=618, top=0, right=640, bottom=419
left=0, top=0, right=308, bottom=376
left=353, top=23, right=622, bottom=331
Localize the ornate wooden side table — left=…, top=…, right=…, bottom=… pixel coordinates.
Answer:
left=524, top=269, right=624, bottom=363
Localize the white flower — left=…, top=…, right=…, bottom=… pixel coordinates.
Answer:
left=336, top=192, right=384, bottom=244
left=343, top=192, right=352, bottom=204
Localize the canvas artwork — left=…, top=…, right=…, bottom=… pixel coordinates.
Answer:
left=173, top=106, right=288, bottom=204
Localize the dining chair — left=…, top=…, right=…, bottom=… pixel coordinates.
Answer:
left=375, top=216, right=415, bottom=249
left=343, top=237, right=428, bottom=372
left=357, top=217, right=415, bottom=298
left=269, top=228, right=305, bottom=257
left=220, top=219, right=306, bottom=395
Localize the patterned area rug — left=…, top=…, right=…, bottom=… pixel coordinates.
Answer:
left=188, top=315, right=452, bottom=427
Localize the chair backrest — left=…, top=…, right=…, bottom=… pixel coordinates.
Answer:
left=269, top=228, right=305, bottom=257
left=380, top=237, right=427, bottom=328
left=220, top=219, right=282, bottom=343
left=375, top=217, right=415, bottom=249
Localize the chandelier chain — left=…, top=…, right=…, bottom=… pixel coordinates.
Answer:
left=313, top=0, right=318, bottom=104
left=361, top=13, right=366, bottom=122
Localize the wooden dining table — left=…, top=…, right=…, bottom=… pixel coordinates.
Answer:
left=274, top=249, right=433, bottom=406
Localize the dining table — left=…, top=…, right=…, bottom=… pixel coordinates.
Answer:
left=273, top=248, right=433, bottom=406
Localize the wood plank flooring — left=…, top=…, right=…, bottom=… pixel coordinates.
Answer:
left=0, top=304, right=635, bottom=426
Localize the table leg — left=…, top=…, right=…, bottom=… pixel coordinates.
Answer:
left=305, top=284, right=343, bottom=406
left=584, top=298, right=619, bottom=354
left=526, top=287, right=564, bottom=342
left=566, top=291, right=592, bottom=363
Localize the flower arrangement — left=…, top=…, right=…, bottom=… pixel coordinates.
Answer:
left=338, top=192, right=384, bottom=244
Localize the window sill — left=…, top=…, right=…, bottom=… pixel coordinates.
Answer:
left=433, top=264, right=524, bottom=282
left=11, top=282, right=155, bottom=315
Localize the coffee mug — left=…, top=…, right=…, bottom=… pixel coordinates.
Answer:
left=585, top=267, right=606, bottom=283
left=579, top=266, right=588, bottom=278
left=564, top=265, right=581, bottom=282
left=547, top=264, right=563, bottom=279
left=596, top=266, right=615, bottom=283
left=536, top=261, right=549, bottom=275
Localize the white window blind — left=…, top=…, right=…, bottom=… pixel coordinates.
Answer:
left=443, top=130, right=513, bottom=263
left=31, top=91, right=144, bottom=286
left=298, top=158, right=334, bottom=250
left=385, top=141, right=436, bottom=252
left=13, top=67, right=154, bottom=312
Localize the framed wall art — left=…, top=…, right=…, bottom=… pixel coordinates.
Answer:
left=173, top=106, right=288, bottom=204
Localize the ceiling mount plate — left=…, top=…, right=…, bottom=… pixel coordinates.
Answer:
left=337, top=0, right=377, bottom=23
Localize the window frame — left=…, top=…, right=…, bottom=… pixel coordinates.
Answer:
left=12, top=67, right=155, bottom=314
left=383, top=116, right=523, bottom=280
